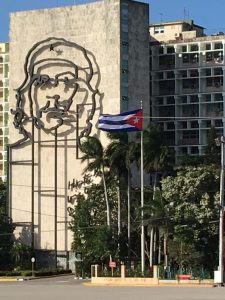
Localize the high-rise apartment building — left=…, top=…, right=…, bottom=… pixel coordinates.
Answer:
left=0, top=43, right=9, bottom=181
left=150, top=20, right=225, bottom=160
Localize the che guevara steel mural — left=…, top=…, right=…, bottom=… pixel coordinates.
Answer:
left=9, top=37, right=101, bottom=258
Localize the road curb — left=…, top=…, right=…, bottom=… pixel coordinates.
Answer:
left=82, top=282, right=213, bottom=288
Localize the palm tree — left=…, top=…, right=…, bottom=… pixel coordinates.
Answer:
left=105, top=132, right=137, bottom=261
left=134, top=124, right=174, bottom=267
left=80, top=136, right=111, bottom=228
left=142, top=124, right=173, bottom=188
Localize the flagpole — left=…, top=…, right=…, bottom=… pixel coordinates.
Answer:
left=140, top=101, right=145, bottom=275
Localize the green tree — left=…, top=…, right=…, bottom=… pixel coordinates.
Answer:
left=204, top=127, right=220, bottom=165
left=80, top=136, right=111, bottom=228
left=161, top=165, right=220, bottom=271
left=69, top=184, right=118, bottom=275
left=0, top=182, right=15, bottom=270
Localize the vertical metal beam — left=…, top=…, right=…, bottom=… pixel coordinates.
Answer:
left=76, top=104, right=79, bottom=159
left=218, top=136, right=224, bottom=285
left=140, top=101, right=145, bottom=275
left=55, top=129, right=58, bottom=269
left=127, top=167, right=131, bottom=265
left=6, top=145, right=10, bottom=217
left=31, top=123, right=35, bottom=250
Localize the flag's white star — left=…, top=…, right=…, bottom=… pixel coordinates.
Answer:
left=133, top=117, right=140, bottom=124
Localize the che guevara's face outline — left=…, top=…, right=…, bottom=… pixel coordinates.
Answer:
left=12, top=38, right=99, bottom=147
left=30, top=62, right=79, bottom=132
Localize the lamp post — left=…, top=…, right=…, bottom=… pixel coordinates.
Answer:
left=215, top=136, right=225, bottom=286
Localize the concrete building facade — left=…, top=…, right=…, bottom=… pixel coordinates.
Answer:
left=150, top=21, right=225, bottom=160
left=0, top=43, right=9, bottom=181
left=9, top=0, right=149, bottom=268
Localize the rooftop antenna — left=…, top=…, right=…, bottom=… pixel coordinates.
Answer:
left=160, top=13, right=163, bottom=23
left=183, top=8, right=187, bottom=20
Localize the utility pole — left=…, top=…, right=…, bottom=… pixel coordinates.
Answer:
left=215, top=136, right=225, bottom=286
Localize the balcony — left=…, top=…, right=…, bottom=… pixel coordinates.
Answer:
left=181, top=105, right=199, bottom=118
left=178, top=138, right=199, bottom=145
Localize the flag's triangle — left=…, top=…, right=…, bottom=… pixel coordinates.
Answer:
left=126, top=109, right=143, bottom=130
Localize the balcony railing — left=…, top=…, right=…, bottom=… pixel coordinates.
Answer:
left=178, top=138, right=199, bottom=145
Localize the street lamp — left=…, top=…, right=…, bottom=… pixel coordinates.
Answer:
left=215, top=136, right=225, bottom=286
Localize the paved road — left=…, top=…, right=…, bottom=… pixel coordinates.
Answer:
left=0, top=275, right=224, bottom=300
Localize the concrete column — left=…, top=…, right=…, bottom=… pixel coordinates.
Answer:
left=121, top=264, right=126, bottom=278
left=153, top=265, right=158, bottom=279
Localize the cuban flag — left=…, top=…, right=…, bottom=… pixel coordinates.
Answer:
left=98, top=109, right=143, bottom=132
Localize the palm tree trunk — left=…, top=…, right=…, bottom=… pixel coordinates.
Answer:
left=101, top=166, right=110, bottom=229
left=153, top=172, right=158, bottom=200
left=117, top=185, right=121, bottom=235
left=164, top=234, right=168, bottom=267
left=158, top=228, right=161, bottom=264
left=150, top=227, right=153, bottom=267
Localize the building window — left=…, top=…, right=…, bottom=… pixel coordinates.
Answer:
left=191, top=121, right=199, bottom=128
left=182, top=54, right=189, bottom=63
left=182, top=45, right=187, bottom=52
left=214, top=51, right=223, bottom=62
left=205, top=43, right=211, bottom=50
left=167, top=96, right=175, bottom=104
left=122, top=3, right=128, bottom=18
left=205, top=120, right=211, bottom=127
left=154, top=26, right=164, bottom=34
left=167, top=122, right=175, bottom=130
left=204, top=94, right=211, bottom=102
left=191, top=147, right=199, bottom=154
left=215, top=119, right=223, bottom=127
left=166, top=71, right=175, bottom=79
left=215, top=42, right=223, bottom=50
left=122, top=31, right=128, bottom=41
left=122, top=44, right=128, bottom=55
left=190, top=69, right=198, bottom=77
left=206, top=52, right=213, bottom=61
left=4, top=88, right=8, bottom=102
left=167, top=47, right=175, bottom=54
left=122, top=72, right=128, bottom=83
left=158, top=46, right=164, bottom=54
left=214, top=68, right=223, bottom=75
left=190, top=95, right=199, bottom=103
left=205, top=68, right=211, bottom=76
left=190, top=44, right=198, bottom=52
left=215, top=93, right=223, bottom=101
left=122, top=86, right=128, bottom=98
left=122, top=59, right=128, bottom=69
left=121, top=99, right=128, bottom=111
left=206, top=78, right=213, bottom=87
left=4, top=64, right=9, bottom=78
left=4, top=113, right=8, bottom=127
left=190, top=53, right=199, bottom=63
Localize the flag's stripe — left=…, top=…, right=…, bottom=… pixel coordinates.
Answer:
left=98, top=124, right=142, bottom=132
left=99, top=114, right=135, bottom=122
left=98, top=119, right=126, bottom=125
left=99, top=109, right=141, bottom=118
left=99, top=109, right=141, bottom=122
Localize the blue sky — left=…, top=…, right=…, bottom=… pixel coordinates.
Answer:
left=0, top=0, right=225, bottom=42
